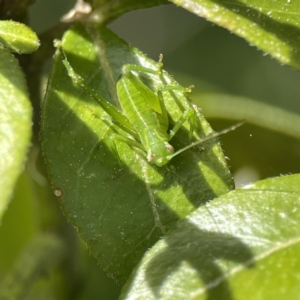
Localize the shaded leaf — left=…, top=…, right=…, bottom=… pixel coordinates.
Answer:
left=0, top=49, right=32, bottom=220
left=42, top=24, right=234, bottom=282
left=171, top=0, right=300, bottom=70
left=0, top=21, right=39, bottom=54
left=121, top=174, right=300, bottom=300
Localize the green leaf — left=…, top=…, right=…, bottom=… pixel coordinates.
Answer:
left=0, top=48, right=32, bottom=220
left=41, top=24, right=234, bottom=282
left=121, top=174, right=300, bottom=300
left=0, top=21, right=40, bottom=54
left=171, top=0, right=300, bottom=70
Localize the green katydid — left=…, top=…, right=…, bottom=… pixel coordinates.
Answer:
left=56, top=42, right=243, bottom=167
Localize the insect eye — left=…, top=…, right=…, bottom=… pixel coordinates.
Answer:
left=165, top=144, right=174, bottom=154
left=147, top=151, right=155, bottom=162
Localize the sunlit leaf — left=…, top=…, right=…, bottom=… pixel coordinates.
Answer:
left=0, top=21, right=39, bottom=54
left=0, top=49, right=32, bottom=220
left=121, top=174, right=300, bottom=300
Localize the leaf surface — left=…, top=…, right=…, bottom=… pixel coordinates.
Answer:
left=121, top=174, right=300, bottom=300
left=0, top=49, right=32, bottom=220
left=0, top=21, right=39, bottom=54
left=42, top=24, right=234, bottom=282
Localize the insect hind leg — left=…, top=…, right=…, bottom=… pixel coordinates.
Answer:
left=168, top=108, right=196, bottom=140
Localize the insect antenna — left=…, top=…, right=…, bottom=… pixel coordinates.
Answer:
left=167, top=121, right=245, bottom=160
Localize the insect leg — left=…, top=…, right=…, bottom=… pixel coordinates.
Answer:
left=122, top=64, right=158, bottom=76
left=167, top=121, right=244, bottom=161
left=168, top=108, right=195, bottom=140
left=95, top=116, right=146, bottom=162
left=110, top=134, right=145, bottom=152
left=158, top=85, right=197, bottom=140
left=123, top=54, right=163, bottom=76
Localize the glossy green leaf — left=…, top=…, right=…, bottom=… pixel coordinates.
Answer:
left=0, top=49, right=32, bottom=220
left=42, top=24, right=234, bottom=282
left=171, top=0, right=300, bottom=70
left=121, top=174, right=300, bottom=300
left=0, top=21, right=40, bottom=54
